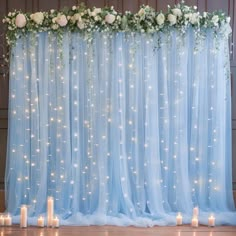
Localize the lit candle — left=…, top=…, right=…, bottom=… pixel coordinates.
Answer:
left=52, top=216, right=59, bottom=228
left=4, top=214, right=12, bottom=226
left=193, top=207, right=199, bottom=217
left=37, top=216, right=45, bottom=227
left=176, top=212, right=183, bottom=226
left=0, top=215, right=4, bottom=226
left=191, top=217, right=198, bottom=227
left=47, top=196, right=54, bottom=227
left=208, top=215, right=215, bottom=227
left=20, top=205, right=27, bottom=228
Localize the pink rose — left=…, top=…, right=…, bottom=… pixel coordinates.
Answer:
left=105, top=14, right=116, bottom=24
left=15, top=13, right=27, bottom=28
left=56, top=15, right=68, bottom=27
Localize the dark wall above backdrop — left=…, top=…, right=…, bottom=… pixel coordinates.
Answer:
left=0, top=0, right=236, bottom=191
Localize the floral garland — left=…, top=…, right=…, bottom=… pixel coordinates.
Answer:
left=3, top=2, right=231, bottom=46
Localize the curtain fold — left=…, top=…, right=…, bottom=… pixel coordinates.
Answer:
left=6, top=28, right=236, bottom=226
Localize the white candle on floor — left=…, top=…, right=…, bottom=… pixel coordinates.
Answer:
left=176, top=212, right=183, bottom=226
left=20, top=205, right=27, bottom=228
left=4, top=214, right=12, bottom=226
left=0, top=215, right=4, bottom=226
left=37, top=216, right=45, bottom=227
left=52, top=216, right=59, bottom=228
left=193, top=207, right=199, bottom=217
left=191, top=217, right=198, bottom=227
left=47, top=196, right=54, bottom=227
left=208, top=215, right=215, bottom=227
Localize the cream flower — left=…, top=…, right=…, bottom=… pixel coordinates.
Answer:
left=30, top=12, right=44, bottom=25
left=156, top=13, right=165, bottom=26
left=226, top=17, right=231, bottom=23
left=93, top=8, right=101, bottom=14
left=52, top=24, right=59, bottom=30
left=77, top=20, right=85, bottom=29
left=15, top=13, right=27, bottom=28
left=190, top=13, right=200, bottom=25
left=56, top=14, right=68, bottom=27
left=211, top=15, right=219, bottom=25
left=168, top=14, right=177, bottom=25
left=172, top=8, right=182, bottom=17
left=138, top=8, right=145, bottom=17
left=105, top=14, right=116, bottom=24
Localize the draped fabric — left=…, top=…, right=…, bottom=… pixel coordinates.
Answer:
left=6, top=27, right=236, bottom=226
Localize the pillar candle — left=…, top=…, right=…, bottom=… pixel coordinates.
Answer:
left=191, top=217, right=198, bottom=227
left=193, top=207, right=199, bottom=217
left=0, top=215, right=4, bottom=226
left=176, top=212, right=183, bottom=226
left=47, top=196, right=54, bottom=227
left=208, top=215, right=215, bottom=227
left=37, top=216, right=45, bottom=227
left=4, top=215, right=12, bottom=226
left=20, top=205, right=27, bottom=228
left=52, top=216, right=59, bottom=228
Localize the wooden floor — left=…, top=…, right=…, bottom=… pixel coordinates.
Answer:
left=0, top=226, right=236, bottom=236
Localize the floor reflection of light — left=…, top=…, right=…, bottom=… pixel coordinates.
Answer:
left=178, top=231, right=181, bottom=236
left=209, top=232, right=213, bottom=236
left=193, top=232, right=196, bottom=236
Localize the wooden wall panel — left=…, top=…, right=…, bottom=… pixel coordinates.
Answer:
left=123, top=1, right=139, bottom=13
left=147, top=0, right=157, bottom=10
left=86, top=0, right=106, bottom=8
left=156, top=0, right=176, bottom=12
left=6, top=0, right=27, bottom=12
left=107, top=0, right=122, bottom=12
left=38, top=0, right=59, bottom=11
left=230, top=0, right=236, bottom=66
left=60, top=0, right=78, bottom=9
left=206, top=0, right=228, bottom=13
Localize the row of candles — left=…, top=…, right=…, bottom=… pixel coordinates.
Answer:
left=176, top=207, right=215, bottom=227
left=0, top=197, right=59, bottom=228
left=1, top=198, right=215, bottom=228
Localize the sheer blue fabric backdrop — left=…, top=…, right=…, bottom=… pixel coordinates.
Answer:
left=6, top=26, right=236, bottom=226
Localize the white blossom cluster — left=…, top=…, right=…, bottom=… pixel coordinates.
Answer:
left=3, top=3, right=231, bottom=46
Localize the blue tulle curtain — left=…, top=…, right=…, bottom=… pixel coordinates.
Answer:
left=5, top=27, right=236, bottom=226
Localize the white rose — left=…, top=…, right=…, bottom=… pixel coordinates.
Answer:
left=172, top=8, right=182, bottom=17
left=94, top=16, right=101, bottom=21
left=30, top=12, right=44, bottom=25
left=50, top=9, right=55, bottom=14
left=94, top=8, right=101, bottom=14
left=72, top=6, right=76, bottom=10
left=77, top=20, right=85, bottom=29
left=138, top=8, right=145, bottom=16
left=52, top=24, right=59, bottom=30
left=156, top=13, right=165, bottom=26
left=56, top=14, right=68, bottom=27
left=168, top=14, right=177, bottom=25
left=15, top=13, right=27, bottom=28
left=211, top=15, right=219, bottom=25
left=184, top=13, right=192, bottom=20
left=105, top=14, right=116, bottom=24
left=203, top=12, right=208, bottom=18
left=190, top=13, right=200, bottom=25
left=91, top=11, right=96, bottom=17
left=226, top=17, right=231, bottom=23
left=2, top=19, right=6, bottom=23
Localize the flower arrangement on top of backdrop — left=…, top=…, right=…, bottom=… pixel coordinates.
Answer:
left=3, top=2, right=231, bottom=46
